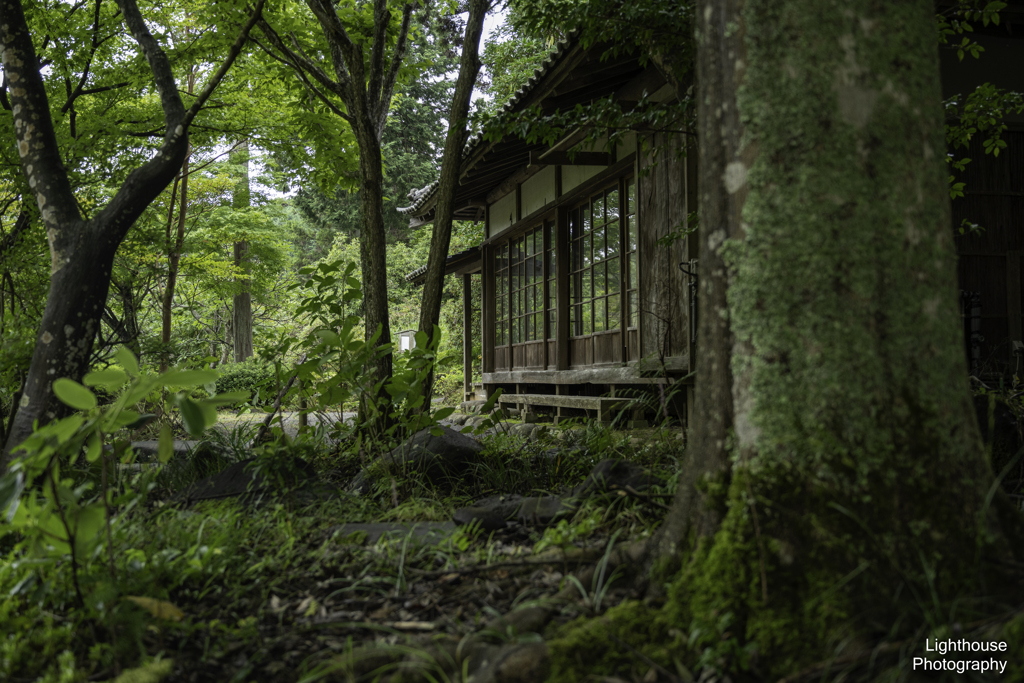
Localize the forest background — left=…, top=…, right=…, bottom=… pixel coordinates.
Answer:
left=0, top=0, right=553, bottom=440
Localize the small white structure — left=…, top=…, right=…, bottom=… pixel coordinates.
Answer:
left=398, top=329, right=416, bottom=352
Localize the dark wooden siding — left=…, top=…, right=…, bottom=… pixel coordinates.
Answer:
left=637, top=132, right=692, bottom=362
left=953, top=130, right=1024, bottom=374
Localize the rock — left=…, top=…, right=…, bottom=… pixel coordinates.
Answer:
left=453, top=494, right=572, bottom=530
left=468, top=642, right=550, bottom=683
left=453, top=495, right=524, bottom=531
left=571, top=458, right=664, bottom=498
left=349, top=427, right=484, bottom=495
left=176, top=456, right=333, bottom=505
left=515, top=496, right=573, bottom=526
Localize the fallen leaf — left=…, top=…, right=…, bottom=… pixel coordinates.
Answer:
left=125, top=596, right=184, bottom=622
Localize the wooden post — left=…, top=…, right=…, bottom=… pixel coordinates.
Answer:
left=556, top=205, right=570, bottom=370
left=463, top=273, right=473, bottom=400
left=482, top=247, right=494, bottom=374
left=1008, top=251, right=1022, bottom=363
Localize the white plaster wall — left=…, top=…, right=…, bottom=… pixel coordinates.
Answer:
left=490, top=191, right=517, bottom=236
left=562, top=165, right=605, bottom=194
left=521, top=166, right=556, bottom=218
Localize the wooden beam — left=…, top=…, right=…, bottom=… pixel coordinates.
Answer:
left=531, top=150, right=611, bottom=166
left=463, top=273, right=473, bottom=398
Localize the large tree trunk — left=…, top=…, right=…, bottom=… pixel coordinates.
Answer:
left=232, top=139, right=253, bottom=362
left=415, top=0, right=487, bottom=406
left=646, top=0, right=1024, bottom=677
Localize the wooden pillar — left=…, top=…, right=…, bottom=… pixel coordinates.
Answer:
left=556, top=205, right=570, bottom=370
left=482, top=248, right=494, bottom=374
left=463, top=273, right=473, bottom=400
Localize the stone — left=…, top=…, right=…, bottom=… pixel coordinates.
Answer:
left=453, top=495, right=524, bottom=531
left=453, top=494, right=572, bottom=530
left=176, top=456, right=336, bottom=505
left=348, top=427, right=484, bottom=495
left=571, top=458, right=665, bottom=498
left=515, top=496, right=573, bottom=526
left=468, top=642, right=550, bottom=683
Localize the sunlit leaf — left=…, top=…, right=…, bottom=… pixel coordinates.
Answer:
left=125, top=596, right=185, bottom=621
left=83, top=368, right=129, bottom=390
left=115, top=347, right=140, bottom=377
left=158, top=423, right=174, bottom=464
left=52, top=379, right=97, bottom=411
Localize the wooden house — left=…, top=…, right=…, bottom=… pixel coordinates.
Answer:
left=404, top=9, right=1024, bottom=425
left=402, top=38, right=695, bottom=426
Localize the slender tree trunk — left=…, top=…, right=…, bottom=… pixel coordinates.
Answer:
left=160, top=69, right=194, bottom=372
left=646, top=0, right=1024, bottom=677
left=354, top=121, right=393, bottom=407
left=232, top=139, right=253, bottom=362
left=415, top=0, right=488, bottom=407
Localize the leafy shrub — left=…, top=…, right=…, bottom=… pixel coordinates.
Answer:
left=215, top=358, right=276, bottom=406
left=434, top=368, right=465, bottom=406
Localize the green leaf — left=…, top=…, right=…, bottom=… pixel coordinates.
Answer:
left=86, top=433, right=102, bottom=463
left=433, top=407, right=456, bottom=421
left=177, top=396, right=212, bottom=437
left=158, top=423, right=174, bottom=464
left=53, top=379, right=97, bottom=411
left=115, top=347, right=140, bottom=377
left=83, top=368, right=129, bottom=390
left=204, top=390, right=251, bottom=406
left=429, top=427, right=443, bottom=437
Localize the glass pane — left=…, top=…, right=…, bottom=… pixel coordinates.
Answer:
left=548, top=311, right=556, bottom=339
left=594, top=222, right=605, bottom=262
left=548, top=285, right=556, bottom=311
left=583, top=232, right=591, bottom=268
left=595, top=261, right=606, bottom=298
left=583, top=203, right=591, bottom=235
left=571, top=304, right=578, bottom=335
left=629, top=252, right=637, bottom=290
left=608, top=293, right=620, bottom=330
left=628, top=178, right=635, bottom=216
left=585, top=301, right=593, bottom=335
left=607, top=219, right=620, bottom=258
left=607, top=257, right=620, bottom=293
left=594, top=296, right=605, bottom=332
left=583, top=268, right=592, bottom=299
left=526, top=311, right=532, bottom=340
left=629, top=291, right=638, bottom=328
left=607, top=188, right=619, bottom=223
left=593, top=194, right=604, bottom=224
left=627, top=215, right=637, bottom=253
left=535, top=313, right=543, bottom=340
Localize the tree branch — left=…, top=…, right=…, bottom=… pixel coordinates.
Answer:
left=376, top=3, right=414, bottom=136
left=180, top=0, right=265, bottom=129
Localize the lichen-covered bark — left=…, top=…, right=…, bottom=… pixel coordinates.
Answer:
left=650, top=0, right=1024, bottom=677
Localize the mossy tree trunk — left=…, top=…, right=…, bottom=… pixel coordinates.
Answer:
left=650, top=0, right=1024, bottom=676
